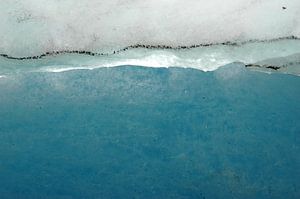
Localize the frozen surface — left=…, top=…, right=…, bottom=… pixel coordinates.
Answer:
left=0, top=1, right=300, bottom=198
left=1, top=0, right=300, bottom=74
left=0, top=65, right=299, bottom=199
left=1, top=39, right=300, bottom=76
left=1, top=0, right=300, bottom=56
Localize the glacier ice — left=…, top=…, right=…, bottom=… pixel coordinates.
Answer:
left=0, top=0, right=300, bottom=57
left=0, top=65, right=300, bottom=198
left=1, top=38, right=300, bottom=76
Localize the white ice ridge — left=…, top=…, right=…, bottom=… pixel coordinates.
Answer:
left=0, top=0, right=299, bottom=57
left=0, top=39, right=299, bottom=76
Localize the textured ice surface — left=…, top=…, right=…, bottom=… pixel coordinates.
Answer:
left=1, top=39, right=300, bottom=76
left=1, top=1, right=300, bottom=198
left=1, top=0, right=300, bottom=74
left=0, top=65, right=299, bottom=199
left=1, top=0, right=300, bottom=56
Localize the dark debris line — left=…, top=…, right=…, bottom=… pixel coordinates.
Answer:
left=0, top=35, right=299, bottom=71
left=245, top=64, right=281, bottom=70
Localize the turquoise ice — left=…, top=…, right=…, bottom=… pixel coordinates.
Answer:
left=1, top=0, right=300, bottom=198
left=0, top=64, right=299, bottom=198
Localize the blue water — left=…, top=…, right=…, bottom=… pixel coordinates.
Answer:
left=0, top=64, right=299, bottom=199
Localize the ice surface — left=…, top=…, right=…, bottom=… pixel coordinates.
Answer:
left=1, top=39, right=300, bottom=76
left=1, top=0, right=300, bottom=56
left=247, top=53, right=300, bottom=75
left=0, top=65, right=299, bottom=198
left=1, top=1, right=299, bottom=198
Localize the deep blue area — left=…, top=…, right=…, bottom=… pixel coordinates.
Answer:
left=0, top=64, right=299, bottom=199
